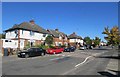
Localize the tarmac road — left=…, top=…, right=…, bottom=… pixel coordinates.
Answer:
left=2, top=47, right=115, bottom=75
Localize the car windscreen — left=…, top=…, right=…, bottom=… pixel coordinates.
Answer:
left=37, top=48, right=43, bottom=52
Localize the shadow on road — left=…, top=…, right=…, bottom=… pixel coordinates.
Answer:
left=96, top=55, right=120, bottom=59
left=93, top=48, right=110, bottom=50
left=98, top=69, right=120, bottom=77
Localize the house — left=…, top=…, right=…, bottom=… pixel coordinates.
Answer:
left=47, top=29, right=69, bottom=46
left=100, top=41, right=107, bottom=46
left=68, top=32, right=83, bottom=47
left=4, top=20, right=49, bottom=50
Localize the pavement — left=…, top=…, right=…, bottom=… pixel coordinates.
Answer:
left=0, top=53, right=2, bottom=56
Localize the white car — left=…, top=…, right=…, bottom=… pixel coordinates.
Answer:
left=79, top=46, right=86, bottom=50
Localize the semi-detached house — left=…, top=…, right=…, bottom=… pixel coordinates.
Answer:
left=1, top=20, right=83, bottom=55
left=3, top=20, right=49, bottom=50
left=47, top=29, right=69, bottom=46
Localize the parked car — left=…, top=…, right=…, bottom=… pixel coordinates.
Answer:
left=17, top=47, right=46, bottom=58
left=64, top=46, right=76, bottom=52
left=79, top=46, right=86, bottom=50
left=46, top=47, right=64, bottom=54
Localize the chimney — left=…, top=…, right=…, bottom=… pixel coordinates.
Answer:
left=29, top=20, right=35, bottom=25
left=73, top=32, right=76, bottom=34
left=47, top=29, right=50, bottom=32
left=55, top=29, right=59, bottom=32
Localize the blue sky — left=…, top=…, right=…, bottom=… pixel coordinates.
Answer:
left=2, top=2, right=118, bottom=41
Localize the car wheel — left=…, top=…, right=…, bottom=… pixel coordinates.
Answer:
left=25, top=54, right=29, bottom=58
left=53, top=52, right=56, bottom=54
left=41, top=53, right=44, bottom=56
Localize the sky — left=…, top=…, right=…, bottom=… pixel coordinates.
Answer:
left=2, top=2, right=118, bottom=41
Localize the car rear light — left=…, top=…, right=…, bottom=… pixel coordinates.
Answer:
left=50, top=50, right=53, bottom=52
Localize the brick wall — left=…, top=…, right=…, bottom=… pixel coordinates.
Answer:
left=53, top=38, right=69, bottom=45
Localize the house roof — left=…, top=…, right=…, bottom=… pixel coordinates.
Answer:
left=47, top=29, right=67, bottom=38
left=5, top=22, right=49, bottom=34
left=68, top=32, right=82, bottom=39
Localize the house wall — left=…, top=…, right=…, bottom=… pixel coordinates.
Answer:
left=6, top=30, right=18, bottom=39
left=2, top=39, right=18, bottom=48
left=0, top=39, right=3, bottom=54
left=69, top=39, right=84, bottom=47
left=5, top=29, right=48, bottom=49
left=5, top=29, right=48, bottom=41
left=69, top=39, right=77, bottom=43
left=69, top=39, right=83, bottom=43
left=20, top=30, right=47, bottom=40
left=54, top=37, right=69, bottom=46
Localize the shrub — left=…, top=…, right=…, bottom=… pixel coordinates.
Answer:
left=24, top=42, right=30, bottom=49
left=60, top=44, right=66, bottom=48
left=49, top=45, right=55, bottom=48
left=35, top=44, right=49, bottom=50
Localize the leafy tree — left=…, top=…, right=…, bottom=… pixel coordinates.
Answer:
left=102, top=26, right=120, bottom=45
left=45, top=35, right=53, bottom=46
left=0, top=33, right=5, bottom=39
left=93, top=37, right=101, bottom=46
left=84, top=36, right=92, bottom=45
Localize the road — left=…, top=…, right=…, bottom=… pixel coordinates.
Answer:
left=2, top=47, right=117, bottom=75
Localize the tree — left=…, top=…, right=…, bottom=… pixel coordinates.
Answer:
left=93, top=37, right=101, bottom=46
left=84, top=36, right=92, bottom=45
left=0, top=33, right=5, bottom=39
left=45, top=35, right=53, bottom=46
left=102, top=26, right=120, bottom=45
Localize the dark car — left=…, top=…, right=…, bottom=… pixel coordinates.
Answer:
left=17, top=47, right=46, bottom=58
left=64, top=46, right=76, bottom=52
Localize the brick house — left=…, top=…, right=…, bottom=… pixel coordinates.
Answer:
left=4, top=20, right=49, bottom=50
left=47, top=29, right=69, bottom=46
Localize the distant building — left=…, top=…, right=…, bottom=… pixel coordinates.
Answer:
left=100, top=41, right=107, bottom=46
left=68, top=32, right=83, bottom=47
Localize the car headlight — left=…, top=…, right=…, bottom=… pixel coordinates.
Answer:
left=21, top=53, right=25, bottom=55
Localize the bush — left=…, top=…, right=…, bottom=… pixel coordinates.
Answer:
left=35, top=44, right=49, bottom=50
left=49, top=45, right=55, bottom=48
left=60, top=45, right=66, bottom=48
left=24, top=42, right=30, bottom=49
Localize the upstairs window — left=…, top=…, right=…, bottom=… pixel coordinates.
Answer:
left=30, top=31, right=34, bottom=36
left=22, top=30, right=24, bottom=34
left=14, top=30, right=18, bottom=38
left=43, top=34, right=46, bottom=37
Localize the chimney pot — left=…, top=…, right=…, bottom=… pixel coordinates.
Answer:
left=73, top=32, right=76, bottom=34
left=55, top=29, right=59, bottom=32
left=30, top=20, right=35, bottom=25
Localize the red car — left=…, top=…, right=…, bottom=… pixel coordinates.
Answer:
left=47, top=47, right=64, bottom=54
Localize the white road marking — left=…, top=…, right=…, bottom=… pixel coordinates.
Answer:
left=75, top=56, right=92, bottom=67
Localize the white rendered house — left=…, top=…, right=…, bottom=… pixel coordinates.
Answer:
left=68, top=32, right=83, bottom=46
left=4, top=20, right=49, bottom=50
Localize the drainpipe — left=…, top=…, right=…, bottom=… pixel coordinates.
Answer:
left=18, top=30, right=20, bottom=50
